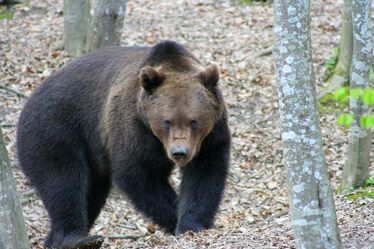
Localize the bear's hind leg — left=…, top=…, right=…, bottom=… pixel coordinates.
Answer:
left=87, top=175, right=111, bottom=229
left=29, top=148, right=93, bottom=249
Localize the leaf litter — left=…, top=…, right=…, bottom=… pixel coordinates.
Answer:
left=0, top=0, right=373, bottom=248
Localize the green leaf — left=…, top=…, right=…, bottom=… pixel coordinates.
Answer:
left=333, top=87, right=349, bottom=102
left=324, top=59, right=337, bottom=70
left=362, top=88, right=374, bottom=106
left=323, top=48, right=339, bottom=70
left=360, top=116, right=367, bottom=128
left=360, top=115, right=374, bottom=129
left=0, top=11, right=13, bottom=20
left=364, top=176, right=374, bottom=187
left=337, top=113, right=353, bottom=128
left=319, top=92, right=334, bottom=104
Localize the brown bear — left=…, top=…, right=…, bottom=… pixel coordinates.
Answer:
left=17, top=41, right=231, bottom=249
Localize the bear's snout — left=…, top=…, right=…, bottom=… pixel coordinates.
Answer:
left=171, top=145, right=189, bottom=161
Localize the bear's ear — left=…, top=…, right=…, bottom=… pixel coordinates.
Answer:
left=138, top=66, right=165, bottom=93
left=199, top=64, right=220, bottom=90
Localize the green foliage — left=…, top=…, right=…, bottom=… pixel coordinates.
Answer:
left=318, top=93, right=338, bottom=113
left=336, top=185, right=355, bottom=195
left=350, top=88, right=364, bottom=100
left=364, top=176, right=374, bottom=187
left=323, top=47, right=339, bottom=80
left=337, top=114, right=353, bottom=128
left=331, top=87, right=374, bottom=129
left=332, top=87, right=349, bottom=103
left=338, top=114, right=353, bottom=127
left=360, top=115, right=374, bottom=129
left=362, top=88, right=374, bottom=106
left=0, top=10, right=13, bottom=20
left=344, top=186, right=374, bottom=201
left=318, top=87, right=348, bottom=113
left=319, top=92, right=334, bottom=105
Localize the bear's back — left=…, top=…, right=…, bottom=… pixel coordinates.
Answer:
left=17, top=46, right=150, bottom=173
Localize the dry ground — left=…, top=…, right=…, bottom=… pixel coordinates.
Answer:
left=0, top=0, right=373, bottom=248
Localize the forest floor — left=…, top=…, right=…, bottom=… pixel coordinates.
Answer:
left=1, top=0, right=373, bottom=248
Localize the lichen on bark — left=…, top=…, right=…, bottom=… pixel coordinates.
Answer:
left=88, top=0, right=127, bottom=51
left=0, top=127, right=30, bottom=249
left=273, top=0, right=341, bottom=248
left=341, top=0, right=373, bottom=193
left=63, top=0, right=91, bottom=56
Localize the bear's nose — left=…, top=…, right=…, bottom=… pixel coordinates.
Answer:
left=171, top=145, right=188, bottom=160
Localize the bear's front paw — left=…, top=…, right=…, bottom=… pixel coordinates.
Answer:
left=175, top=214, right=205, bottom=235
left=61, top=235, right=104, bottom=249
left=175, top=223, right=204, bottom=235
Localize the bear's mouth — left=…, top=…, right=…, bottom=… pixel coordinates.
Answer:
left=167, top=151, right=193, bottom=167
left=168, top=155, right=189, bottom=167
left=172, top=158, right=190, bottom=167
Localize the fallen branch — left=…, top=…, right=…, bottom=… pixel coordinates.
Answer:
left=107, top=232, right=147, bottom=240
left=0, top=84, right=26, bottom=98
left=22, top=189, right=36, bottom=197
left=0, top=124, right=16, bottom=128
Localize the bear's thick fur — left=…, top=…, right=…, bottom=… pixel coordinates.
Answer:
left=17, top=41, right=231, bottom=249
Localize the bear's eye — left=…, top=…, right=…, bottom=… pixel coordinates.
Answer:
left=164, top=120, right=171, bottom=130
left=191, top=120, right=198, bottom=129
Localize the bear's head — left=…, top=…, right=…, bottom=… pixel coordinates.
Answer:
left=137, top=63, right=224, bottom=167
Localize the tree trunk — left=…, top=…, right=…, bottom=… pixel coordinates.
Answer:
left=0, top=127, right=30, bottom=249
left=334, top=0, right=353, bottom=84
left=318, top=0, right=353, bottom=99
left=63, top=0, right=91, bottom=56
left=273, top=1, right=341, bottom=248
left=341, top=0, right=373, bottom=193
left=88, top=0, right=127, bottom=51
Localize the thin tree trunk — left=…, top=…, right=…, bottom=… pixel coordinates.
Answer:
left=341, top=0, right=373, bottom=193
left=88, top=0, right=127, bottom=51
left=334, top=0, right=353, bottom=83
left=318, top=0, right=353, bottom=99
left=63, top=0, right=91, bottom=56
left=0, top=127, right=30, bottom=249
left=273, top=1, right=341, bottom=248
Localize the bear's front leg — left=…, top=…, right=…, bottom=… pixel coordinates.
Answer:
left=176, top=139, right=230, bottom=235
left=113, top=156, right=178, bottom=234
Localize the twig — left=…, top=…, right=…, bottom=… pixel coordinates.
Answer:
left=272, top=209, right=289, bottom=218
left=22, top=189, right=36, bottom=197
left=255, top=47, right=272, bottom=57
left=0, top=123, right=16, bottom=128
left=107, top=232, right=147, bottom=240
left=0, top=84, right=26, bottom=98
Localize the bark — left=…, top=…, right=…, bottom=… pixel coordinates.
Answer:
left=0, top=127, right=30, bottom=249
left=273, top=1, right=341, bottom=248
left=88, top=0, right=127, bottom=51
left=341, top=0, right=373, bottom=193
left=318, top=0, right=353, bottom=99
left=63, top=0, right=91, bottom=56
